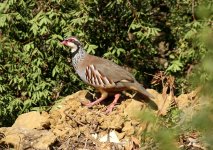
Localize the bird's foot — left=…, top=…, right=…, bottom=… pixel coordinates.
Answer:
left=105, top=104, right=115, bottom=114
left=82, top=93, right=121, bottom=114
left=84, top=96, right=106, bottom=108
left=85, top=101, right=96, bottom=108
left=105, top=93, right=121, bottom=114
left=83, top=90, right=108, bottom=108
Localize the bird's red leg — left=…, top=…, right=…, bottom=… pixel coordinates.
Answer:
left=86, top=90, right=108, bottom=107
left=105, top=93, right=121, bottom=113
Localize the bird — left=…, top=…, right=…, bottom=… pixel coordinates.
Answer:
left=60, top=36, right=154, bottom=113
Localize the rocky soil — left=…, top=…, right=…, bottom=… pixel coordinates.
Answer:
left=0, top=89, right=203, bottom=150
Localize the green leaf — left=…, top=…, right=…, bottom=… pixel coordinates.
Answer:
left=166, top=60, right=183, bottom=73
left=130, top=23, right=142, bottom=30
left=30, top=23, right=39, bottom=35
left=85, top=44, right=98, bottom=54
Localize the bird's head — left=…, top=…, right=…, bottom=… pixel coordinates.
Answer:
left=60, top=37, right=82, bottom=53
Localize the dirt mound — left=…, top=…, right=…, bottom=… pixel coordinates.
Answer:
left=0, top=89, right=201, bottom=149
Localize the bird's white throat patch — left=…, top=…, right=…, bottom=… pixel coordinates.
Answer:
left=67, top=42, right=78, bottom=53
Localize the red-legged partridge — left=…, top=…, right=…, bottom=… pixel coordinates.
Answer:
left=61, top=37, right=154, bottom=113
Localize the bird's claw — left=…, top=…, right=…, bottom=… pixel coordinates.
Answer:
left=105, top=105, right=115, bottom=114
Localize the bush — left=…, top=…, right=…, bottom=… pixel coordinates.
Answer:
left=0, top=0, right=211, bottom=127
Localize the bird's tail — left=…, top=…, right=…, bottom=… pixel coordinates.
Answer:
left=130, top=84, right=154, bottom=99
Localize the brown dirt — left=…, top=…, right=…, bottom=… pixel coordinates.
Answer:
left=0, top=89, right=202, bottom=150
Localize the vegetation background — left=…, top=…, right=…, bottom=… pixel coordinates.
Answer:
left=0, top=0, right=212, bottom=149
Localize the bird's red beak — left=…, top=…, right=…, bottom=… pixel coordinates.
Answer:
left=60, top=40, right=67, bottom=45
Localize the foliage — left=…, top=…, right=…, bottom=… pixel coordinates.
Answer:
left=0, top=0, right=212, bottom=149
left=0, top=0, right=211, bottom=127
left=190, top=11, right=213, bottom=149
left=138, top=2, right=213, bottom=149
left=0, top=0, right=83, bottom=125
left=186, top=4, right=213, bottom=148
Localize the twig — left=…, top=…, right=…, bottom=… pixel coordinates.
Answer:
left=64, top=109, right=85, bottom=126
left=192, top=0, right=196, bottom=20
left=84, top=138, right=88, bottom=149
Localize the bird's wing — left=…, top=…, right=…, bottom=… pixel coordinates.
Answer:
left=81, top=55, right=135, bottom=88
